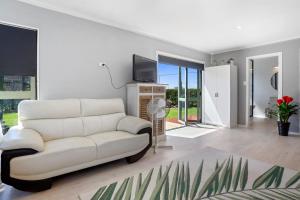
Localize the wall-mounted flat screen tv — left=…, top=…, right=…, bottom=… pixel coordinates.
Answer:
left=133, top=54, right=157, bottom=83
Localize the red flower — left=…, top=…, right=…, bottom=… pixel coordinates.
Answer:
left=282, top=96, right=293, bottom=104
left=277, top=99, right=283, bottom=106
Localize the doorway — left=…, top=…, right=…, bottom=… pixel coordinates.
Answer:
left=246, top=52, right=282, bottom=127
left=178, top=66, right=202, bottom=125
left=157, top=52, right=204, bottom=130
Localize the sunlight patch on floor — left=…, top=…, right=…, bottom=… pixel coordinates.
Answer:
left=166, top=126, right=219, bottom=138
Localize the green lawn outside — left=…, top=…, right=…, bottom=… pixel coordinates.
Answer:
left=3, top=112, right=18, bottom=127
left=167, top=107, right=197, bottom=120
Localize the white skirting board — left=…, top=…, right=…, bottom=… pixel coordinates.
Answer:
left=238, top=124, right=247, bottom=128
left=289, top=132, right=300, bottom=136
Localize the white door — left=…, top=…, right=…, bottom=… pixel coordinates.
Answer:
left=204, top=67, right=223, bottom=125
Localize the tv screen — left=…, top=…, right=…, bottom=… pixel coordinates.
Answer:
left=133, top=54, right=157, bottom=83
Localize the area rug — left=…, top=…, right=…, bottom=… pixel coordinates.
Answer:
left=79, top=147, right=300, bottom=200
left=166, top=126, right=218, bottom=139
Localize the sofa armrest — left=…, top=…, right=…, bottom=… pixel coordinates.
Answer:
left=117, top=116, right=152, bottom=134
left=0, top=126, right=44, bottom=152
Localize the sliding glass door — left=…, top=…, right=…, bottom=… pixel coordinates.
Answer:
left=158, top=55, right=204, bottom=130
left=178, top=67, right=187, bottom=123
left=178, top=66, right=202, bottom=125
left=187, top=67, right=202, bottom=123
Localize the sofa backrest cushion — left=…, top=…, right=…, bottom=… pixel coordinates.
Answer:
left=81, top=99, right=125, bottom=116
left=22, top=118, right=84, bottom=141
left=19, top=99, right=81, bottom=121
left=80, top=99, right=126, bottom=135
left=19, top=99, right=83, bottom=141
left=18, top=98, right=126, bottom=141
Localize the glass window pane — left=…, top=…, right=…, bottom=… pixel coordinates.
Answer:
left=187, top=68, right=200, bottom=122
left=0, top=76, right=36, bottom=129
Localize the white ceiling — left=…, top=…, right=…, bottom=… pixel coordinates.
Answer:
left=19, top=0, right=300, bottom=54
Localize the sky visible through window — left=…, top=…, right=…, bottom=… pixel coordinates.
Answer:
left=158, top=63, right=198, bottom=89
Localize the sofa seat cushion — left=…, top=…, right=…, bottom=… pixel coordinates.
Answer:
left=10, top=137, right=97, bottom=179
left=87, top=131, right=149, bottom=159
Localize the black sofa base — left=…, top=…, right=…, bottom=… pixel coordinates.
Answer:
left=126, top=127, right=153, bottom=163
left=1, top=149, right=52, bottom=192
left=126, top=127, right=152, bottom=163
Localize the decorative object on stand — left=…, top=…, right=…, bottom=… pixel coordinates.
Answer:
left=227, top=57, right=235, bottom=65
left=147, top=97, right=172, bottom=153
left=276, top=96, right=299, bottom=136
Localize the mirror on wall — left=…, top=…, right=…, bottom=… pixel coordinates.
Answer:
left=270, top=72, right=278, bottom=90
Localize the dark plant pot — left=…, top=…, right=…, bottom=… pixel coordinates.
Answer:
left=277, top=122, right=290, bottom=136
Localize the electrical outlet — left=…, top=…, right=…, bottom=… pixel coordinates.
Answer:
left=98, top=62, right=106, bottom=67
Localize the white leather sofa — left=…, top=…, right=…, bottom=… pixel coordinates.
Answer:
left=0, top=99, right=152, bottom=191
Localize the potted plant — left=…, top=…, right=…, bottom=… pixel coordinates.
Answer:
left=276, top=96, right=298, bottom=136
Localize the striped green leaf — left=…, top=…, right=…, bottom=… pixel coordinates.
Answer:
left=272, top=189, right=299, bottom=199
left=114, top=178, right=129, bottom=200
left=206, top=183, right=214, bottom=197
left=229, top=192, right=254, bottom=200
left=169, top=162, right=180, bottom=200
left=258, top=190, right=291, bottom=200
left=163, top=172, right=169, bottom=200
left=124, top=177, right=133, bottom=200
left=225, top=157, right=233, bottom=192
left=197, top=159, right=226, bottom=198
left=157, top=165, right=162, bottom=183
left=232, top=157, right=242, bottom=191
left=184, top=162, right=190, bottom=200
left=217, top=157, right=231, bottom=193
left=213, top=196, right=228, bottom=200
left=286, top=172, right=300, bottom=188
left=283, top=189, right=300, bottom=197
left=275, top=167, right=284, bottom=188
left=135, top=173, right=142, bottom=196
left=241, top=190, right=265, bottom=199
left=91, top=185, right=107, bottom=200
left=190, top=160, right=203, bottom=200
left=150, top=162, right=173, bottom=200
left=223, top=193, right=243, bottom=200
left=154, top=165, right=163, bottom=200
left=251, top=190, right=274, bottom=200
left=177, top=163, right=185, bottom=200
left=213, top=160, right=219, bottom=195
left=134, top=168, right=154, bottom=200
left=240, top=159, right=248, bottom=190
left=265, top=166, right=279, bottom=188
left=253, top=166, right=279, bottom=189
left=279, top=189, right=300, bottom=199
left=99, top=182, right=117, bottom=200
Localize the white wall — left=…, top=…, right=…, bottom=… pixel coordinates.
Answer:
left=212, top=39, right=300, bottom=132
left=253, top=57, right=278, bottom=118
left=0, top=0, right=210, bottom=102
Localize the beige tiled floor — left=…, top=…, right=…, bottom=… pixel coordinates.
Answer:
left=0, top=118, right=299, bottom=200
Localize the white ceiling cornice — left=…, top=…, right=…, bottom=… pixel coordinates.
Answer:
left=18, top=0, right=300, bottom=54
left=18, top=0, right=210, bottom=54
